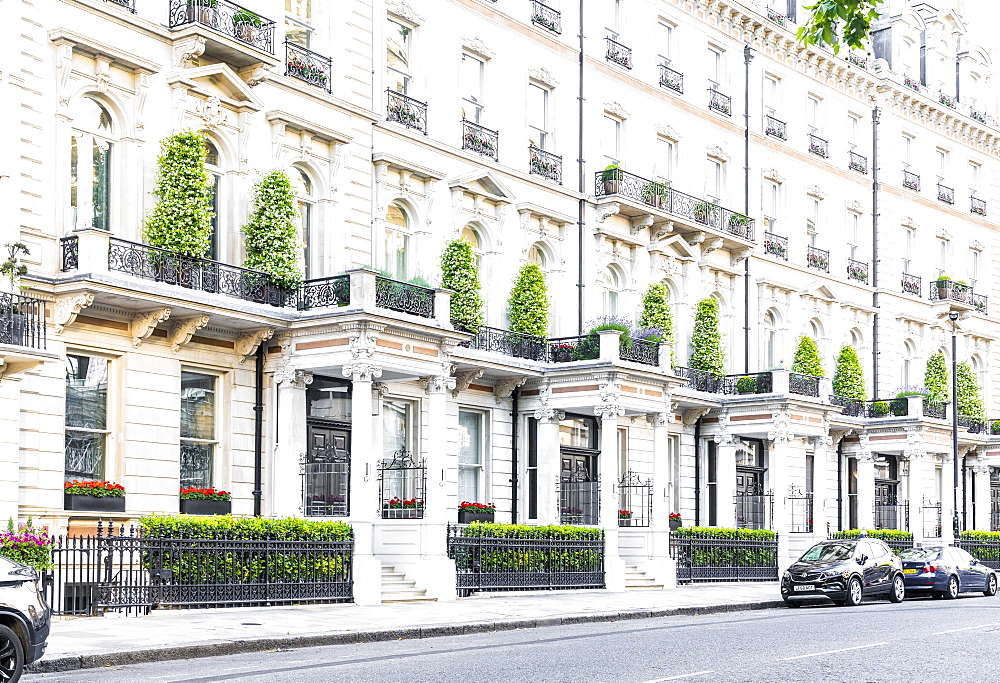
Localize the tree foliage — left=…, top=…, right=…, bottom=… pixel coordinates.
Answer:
left=144, top=132, right=215, bottom=257
left=440, top=238, right=484, bottom=332
left=797, top=0, right=881, bottom=55
left=638, top=283, right=674, bottom=344
left=956, top=361, right=984, bottom=418
left=924, top=353, right=949, bottom=404
left=507, top=263, right=549, bottom=337
left=832, top=345, right=865, bottom=401
left=242, top=170, right=303, bottom=289
left=791, top=335, right=825, bottom=377
left=689, top=298, right=726, bottom=378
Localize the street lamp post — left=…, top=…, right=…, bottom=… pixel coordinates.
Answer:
left=950, top=310, right=960, bottom=542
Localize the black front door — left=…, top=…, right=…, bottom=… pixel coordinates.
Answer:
left=736, top=469, right=767, bottom=529
left=875, top=481, right=901, bottom=530
left=303, top=424, right=350, bottom=516
left=560, top=452, right=598, bottom=524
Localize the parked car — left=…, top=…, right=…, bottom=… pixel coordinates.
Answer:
left=0, top=556, right=50, bottom=682
left=781, top=537, right=905, bottom=607
left=898, top=546, right=998, bottom=599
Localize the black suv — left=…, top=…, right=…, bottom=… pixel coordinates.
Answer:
left=781, top=537, right=906, bottom=607
left=0, top=556, right=50, bottom=681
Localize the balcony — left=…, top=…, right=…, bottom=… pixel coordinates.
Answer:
left=460, top=325, right=546, bottom=361
left=765, top=115, right=787, bottom=140
left=866, top=398, right=908, bottom=418
left=903, top=74, right=920, bottom=91
left=386, top=90, right=428, bottom=135
left=971, top=109, right=987, bottom=125
left=847, top=259, right=869, bottom=284
left=901, top=273, right=921, bottom=296
left=659, top=64, right=683, bottom=94
left=0, top=293, right=46, bottom=351
left=594, top=168, right=754, bottom=241
left=605, top=37, right=632, bottom=69
left=937, top=183, right=955, bottom=204
left=903, top=170, right=920, bottom=191
left=848, top=151, right=868, bottom=174
left=105, top=0, right=136, bottom=11
left=766, top=7, right=788, bottom=27
left=848, top=54, right=867, bottom=69
left=461, top=119, right=498, bottom=161
left=764, top=232, right=788, bottom=260
left=808, top=134, right=828, bottom=158
left=168, top=0, right=275, bottom=58
left=530, top=0, right=561, bottom=33
left=708, top=89, right=731, bottom=116
left=929, top=279, right=988, bottom=315
left=938, top=92, right=956, bottom=108
left=285, top=42, right=331, bottom=92
left=806, top=246, right=829, bottom=272
left=971, top=197, right=987, bottom=216
left=529, top=146, right=562, bottom=184
left=298, top=275, right=350, bottom=311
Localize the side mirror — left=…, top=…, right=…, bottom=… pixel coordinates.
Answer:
left=857, top=554, right=868, bottom=565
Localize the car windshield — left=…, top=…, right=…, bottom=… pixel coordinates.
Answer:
left=899, top=548, right=941, bottom=562
left=800, top=542, right=854, bottom=562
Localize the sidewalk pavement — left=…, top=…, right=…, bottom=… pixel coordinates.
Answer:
left=30, top=584, right=783, bottom=673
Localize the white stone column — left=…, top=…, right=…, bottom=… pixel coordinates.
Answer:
left=767, top=433, right=795, bottom=571
left=856, top=451, right=877, bottom=531
left=272, top=369, right=311, bottom=518
left=714, top=435, right=738, bottom=528
left=343, top=361, right=382, bottom=606
left=811, top=435, right=833, bottom=536
left=648, top=411, right=676, bottom=588
left=597, top=403, right=626, bottom=592
left=0, top=378, right=22, bottom=523
left=533, top=408, right=563, bottom=525
left=973, top=462, right=992, bottom=532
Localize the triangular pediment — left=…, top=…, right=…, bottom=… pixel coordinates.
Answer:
left=650, top=234, right=697, bottom=261
left=802, top=281, right=839, bottom=302
left=169, top=64, right=263, bottom=111
left=449, top=170, right=514, bottom=203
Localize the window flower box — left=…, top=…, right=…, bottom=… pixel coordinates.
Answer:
left=64, top=480, right=126, bottom=512
left=618, top=510, right=633, bottom=527
left=180, top=487, right=232, bottom=515
left=458, top=502, right=495, bottom=524
left=669, top=512, right=682, bottom=530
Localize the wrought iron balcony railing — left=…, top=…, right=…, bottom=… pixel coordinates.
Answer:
left=937, top=183, right=955, bottom=204
left=374, top=276, right=434, bottom=318
left=959, top=415, right=988, bottom=434
left=938, top=91, right=956, bottom=108
left=923, top=398, right=947, bottom=420
left=789, top=372, right=819, bottom=397
left=461, top=119, right=499, bottom=161
left=61, top=235, right=79, bottom=271
left=764, top=232, right=788, bottom=260
left=386, top=90, right=427, bottom=134
left=903, top=170, right=920, bottom=191
left=529, top=145, right=562, bottom=184
left=848, top=151, right=868, bottom=174
left=971, top=293, right=988, bottom=315
left=808, top=134, right=828, bottom=158
left=971, top=109, right=987, bottom=125
left=719, top=372, right=773, bottom=395
left=903, top=74, right=920, bottom=91
left=847, top=259, right=869, bottom=284
left=848, top=53, right=867, bottom=69
left=459, top=325, right=547, bottom=361
left=605, top=37, right=632, bottom=69
left=105, top=0, right=136, bottom=11
left=298, top=275, right=350, bottom=311
left=708, top=89, right=732, bottom=116
left=806, top=246, right=829, bottom=272
left=901, top=273, right=921, bottom=296
left=765, top=115, right=787, bottom=140
left=971, top=196, right=987, bottom=216
left=619, top=338, right=659, bottom=366
left=672, top=365, right=720, bottom=393
left=0, top=292, right=46, bottom=350
left=867, top=398, right=908, bottom=418
left=929, top=279, right=974, bottom=306
left=594, top=168, right=754, bottom=240
left=548, top=335, right=599, bottom=363
left=168, top=0, right=275, bottom=54
left=530, top=0, right=561, bottom=33
left=285, top=41, right=331, bottom=92
left=766, top=7, right=788, bottom=27
left=659, top=64, right=683, bottom=94
left=830, top=395, right=864, bottom=417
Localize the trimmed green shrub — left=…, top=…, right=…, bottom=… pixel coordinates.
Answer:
left=958, top=531, right=1000, bottom=562
left=671, top=527, right=777, bottom=569
left=672, top=526, right=776, bottom=540
left=831, top=528, right=914, bottom=547
left=869, top=401, right=889, bottom=416
left=507, top=263, right=549, bottom=337
left=140, top=515, right=352, bottom=541
left=638, top=283, right=675, bottom=357
left=450, top=523, right=602, bottom=572
left=791, top=335, right=824, bottom=377
left=736, top=376, right=758, bottom=393
left=689, top=298, right=726, bottom=378
left=832, top=345, right=865, bottom=401
left=458, top=522, right=603, bottom=540
left=440, top=238, right=484, bottom=332
left=956, top=361, right=985, bottom=418
left=0, top=518, right=53, bottom=572
left=924, top=353, right=949, bottom=403
left=242, top=171, right=303, bottom=289
left=144, top=132, right=214, bottom=257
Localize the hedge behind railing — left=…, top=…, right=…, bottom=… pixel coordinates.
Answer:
left=672, top=526, right=777, bottom=541
left=450, top=522, right=603, bottom=573
left=830, top=528, right=913, bottom=543
left=958, top=531, right=1000, bottom=564
left=458, top=522, right=603, bottom=540
left=139, top=515, right=353, bottom=541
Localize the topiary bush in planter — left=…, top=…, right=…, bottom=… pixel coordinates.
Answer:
left=924, top=353, right=949, bottom=404
left=242, top=171, right=303, bottom=290
left=956, top=361, right=985, bottom=418
left=144, top=132, right=215, bottom=257
left=638, top=283, right=674, bottom=349
left=440, top=238, right=484, bottom=333
left=507, top=263, right=549, bottom=337
left=689, top=298, right=725, bottom=378
left=869, top=401, right=889, bottom=416
left=791, top=335, right=824, bottom=377
left=832, top=345, right=865, bottom=401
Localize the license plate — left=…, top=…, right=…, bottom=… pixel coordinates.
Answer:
left=903, top=568, right=918, bottom=574
left=793, top=584, right=814, bottom=592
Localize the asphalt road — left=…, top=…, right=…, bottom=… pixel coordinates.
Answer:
left=25, top=591, right=1000, bottom=683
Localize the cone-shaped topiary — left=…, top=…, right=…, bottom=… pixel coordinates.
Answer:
left=242, top=170, right=303, bottom=289
left=791, top=335, right=824, bottom=377
left=507, top=263, right=549, bottom=337
left=144, top=132, right=214, bottom=257
left=832, top=345, right=865, bottom=401
left=440, top=238, right=484, bottom=332
left=956, top=361, right=984, bottom=418
left=689, top=298, right=726, bottom=378
left=638, top=283, right=674, bottom=344
left=924, top=353, right=949, bottom=403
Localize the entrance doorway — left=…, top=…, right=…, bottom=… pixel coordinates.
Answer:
left=302, top=425, right=350, bottom=516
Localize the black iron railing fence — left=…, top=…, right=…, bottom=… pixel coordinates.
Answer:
left=605, top=37, right=632, bottom=69
left=866, top=398, right=908, bottom=418
left=923, top=398, right=947, bottom=419
left=937, top=183, right=955, bottom=204
left=530, top=0, right=561, bottom=33
left=736, top=492, right=773, bottom=530
left=386, top=90, right=428, bottom=134
left=847, top=259, right=869, bottom=284
left=848, top=151, right=868, bottom=174
left=806, top=245, right=830, bottom=272
left=447, top=525, right=605, bottom=596
left=47, top=522, right=353, bottom=616
left=787, top=491, right=814, bottom=533
left=168, top=0, right=275, bottom=53
left=548, top=335, right=600, bottom=363
left=764, top=232, right=788, bottom=259
left=903, top=170, right=920, bottom=191
left=670, top=532, right=779, bottom=583
left=462, top=119, right=499, bottom=161
left=528, top=145, right=562, bottom=183
left=874, top=502, right=909, bottom=531
left=956, top=537, right=1000, bottom=570
left=0, top=292, right=46, bottom=350
left=105, top=0, right=136, bottom=11
left=285, top=41, right=331, bottom=92
left=720, top=372, right=773, bottom=395
left=659, top=64, right=683, bottom=93
left=708, top=89, right=732, bottom=116
left=459, top=325, right=547, bottom=361
left=559, top=480, right=599, bottom=525
left=971, top=197, right=987, bottom=216
left=959, top=415, right=988, bottom=434
left=808, top=134, right=829, bottom=158
left=765, top=115, right=787, bottom=140
left=61, top=235, right=79, bottom=271
left=618, top=472, right=652, bottom=528
left=298, top=275, right=350, bottom=311
left=378, top=450, right=426, bottom=519
left=374, top=276, right=434, bottom=318
left=620, top=338, right=659, bottom=366
left=673, top=365, right=720, bottom=392
left=901, top=272, right=921, bottom=295
left=921, top=503, right=942, bottom=538
left=789, top=373, right=819, bottom=397
left=830, top=394, right=865, bottom=417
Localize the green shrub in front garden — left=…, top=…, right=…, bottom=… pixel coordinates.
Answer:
left=451, top=523, right=602, bottom=573
left=959, top=531, right=1000, bottom=561
left=671, top=526, right=777, bottom=568
left=830, top=529, right=913, bottom=555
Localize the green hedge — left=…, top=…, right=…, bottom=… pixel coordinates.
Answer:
left=671, top=527, right=776, bottom=568
left=672, top=526, right=776, bottom=540
left=140, top=515, right=352, bottom=541
left=452, top=523, right=602, bottom=572
left=959, top=531, right=1000, bottom=561
left=459, top=522, right=602, bottom=540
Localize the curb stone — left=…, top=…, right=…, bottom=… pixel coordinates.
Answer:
left=26, top=600, right=785, bottom=674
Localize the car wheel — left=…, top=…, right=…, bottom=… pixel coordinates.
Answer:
left=844, top=577, right=863, bottom=606
left=888, top=575, right=906, bottom=603
left=0, top=623, right=25, bottom=683
left=984, top=573, right=998, bottom=597
left=943, top=575, right=960, bottom=600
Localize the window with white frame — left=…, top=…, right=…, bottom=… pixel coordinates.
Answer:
left=180, top=371, right=217, bottom=489
left=383, top=399, right=414, bottom=457
left=707, top=47, right=723, bottom=89
left=903, top=226, right=915, bottom=273
left=806, top=95, right=821, bottom=133
left=938, top=238, right=948, bottom=277
left=458, top=410, right=486, bottom=503
left=706, top=158, right=723, bottom=203
left=901, top=134, right=913, bottom=169
left=65, top=354, right=110, bottom=481
left=461, top=224, right=484, bottom=271
left=618, top=427, right=628, bottom=476
left=901, top=340, right=915, bottom=387
left=460, top=53, right=485, bottom=124
left=656, top=137, right=676, bottom=183
left=387, top=17, right=413, bottom=95
left=384, top=202, right=411, bottom=280
left=970, top=248, right=980, bottom=288
left=69, top=97, right=115, bottom=232
left=528, top=82, right=551, bottom=150
left=292, top=167, right=315, bottom=279
left=528, top=243, right=548, bottom=270
left=603, top=266, right=623, bottom=315
left=763, top=310, right=777, bottom=369
left=847, top=114, right=861, bottom=150
left=847, top=211, right=860, bottom=260
left=807, top=197, right=821, bottom=246
left=205, top=141, right=222, bottom=261
left=285, top=0, right=313, bottom=47
left=603, top=115, right=622, bottom=167
left=937, top=148, right=950, bottom=181
left=764, top=75, right=780, bottom=117
left=607, top=0, right=622, bottom=40
left=969, top=161, right=981, bottom=197
left=668, top=434, right=680, bottom=512
left=764, top=181, right=779, bottom=231
left=658, top=20, right=675, bottom=66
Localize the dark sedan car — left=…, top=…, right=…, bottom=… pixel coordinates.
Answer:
left=0, top=556, right=50, bottom=682
left=899, top=546, right=999, bottom=599
left=781, top=537, right=905, bottom=607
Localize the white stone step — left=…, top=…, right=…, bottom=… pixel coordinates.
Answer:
left=380, top=564, right=437, bottom=602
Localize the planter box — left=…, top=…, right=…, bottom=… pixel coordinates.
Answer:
left=669, top=518, right=682, bottom=531
left=180, top=498, right=231, bottom=515
left=458, top=510, right=495, bottom=524
left=64, top=494, right=125, bottom=513
left=618, top=518, right=633, bottom=527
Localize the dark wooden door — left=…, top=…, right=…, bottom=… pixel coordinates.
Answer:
left=303, top=425, right=350, bottom=516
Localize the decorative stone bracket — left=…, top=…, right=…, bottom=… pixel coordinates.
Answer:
left=53, top=292, right=95, bottom=334
left=495, top=376, right=528, bottom=404
left=452, top=368, right=484, bottom=398
left=130, top=308, right=171, bottom=348
left=235, top=328, right=275, bottom=363
left=168, top=316, right=209, bottom=353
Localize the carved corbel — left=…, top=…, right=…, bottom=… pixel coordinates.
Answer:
left=130, top=308, right=171, bottom=348
left=419, top=374, right=457, bottom=394
left=595, top=203, right=621, bottom=223
left=235, top=328, right=275, bottom=363
left=702, top=238, right=724, bottom=255
left=629, top=214, right=655, bottom=235
left=173, top=35, right=206, bottom=68
left=645, top=412, right=670, bottom=427
left=452, top=368, right=484, bottom=398
left=682, top=407, right=711, bottom=427
left=240, top=64, right=270, bottom=87
left=168, top=316, right=209, bottom=353
left=731, top=248, right=753, bottom=267
left=53, top=292, right=95, bottom=334
left=495, top=376, right=528, bottom=403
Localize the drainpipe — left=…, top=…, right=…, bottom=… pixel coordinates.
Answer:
left=743, top=45, right=753, bottom=373
left=252, top=342, right=265, bottom=517
left=694, top=417, right=702, bottom=526
left=871, top=107, right=880, bottom=396
left=511, top=387, right=519, bottom=524
left=576, top=0, right=585, bottom=335
left=837, top=438, right=844, bottom=532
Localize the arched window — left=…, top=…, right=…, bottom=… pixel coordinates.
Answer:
left=901, top=340, right=916, bottom=387
left=971, top=355, right=987, bottom=402
left=763, top=310, right=777, bottom=369
left=384, top=202, right=411, bottom=280
left=292, top=167, right=315, bottom=278
left=528, top=243, right=547, bottom=269
left=461, top=224, right=484, bottom=270
left=603, top=266, right=623, bottom=316
left=205, top=140, right=222, bottom=260
left=69, top=97, right=115, bottom=231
